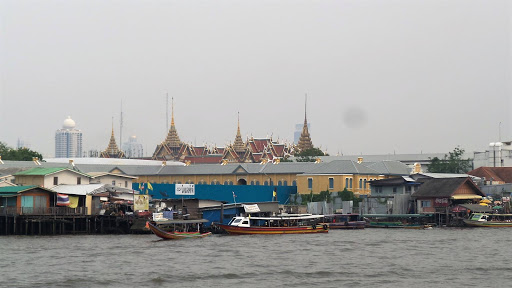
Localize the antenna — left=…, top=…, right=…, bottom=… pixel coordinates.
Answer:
left=166, top=92, right=169, bottom=131
left=120, top=100, right=123, bottom=148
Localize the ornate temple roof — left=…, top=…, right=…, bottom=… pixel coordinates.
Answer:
left=297, top=95, right=313, bottom=152
left=100, top=124, right=125, bottom=159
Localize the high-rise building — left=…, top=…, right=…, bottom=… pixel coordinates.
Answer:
left=55, top=116, right=83, bottom=158
left=122, top=135, right=144, bottom=158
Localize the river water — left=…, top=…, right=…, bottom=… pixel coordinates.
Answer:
left=0, top=228, right=510, bottom=288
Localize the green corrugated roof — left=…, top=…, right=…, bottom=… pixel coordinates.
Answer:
left=0, top=185, right=37, bottom=194
left=13, top=167, right=91, bottom=178
left=14, top=167, right=67, bottom=176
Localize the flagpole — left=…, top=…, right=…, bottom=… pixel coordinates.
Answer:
left=232, top=191, right=237, bottom=216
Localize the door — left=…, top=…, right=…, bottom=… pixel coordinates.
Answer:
left=21, top=196, right=34, bottom=214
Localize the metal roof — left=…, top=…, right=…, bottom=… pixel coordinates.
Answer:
left=303, top=160, right=380, bottom=175
left=365, top=161, right=411, bottom=175
left=0, top=185, right=38, bottom=193
left=14, top=167, right=67, bottom=176
left=51, top=184, right=106, bottom=195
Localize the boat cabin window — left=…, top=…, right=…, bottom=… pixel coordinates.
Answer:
left=229, top=218, right=242, bottom=225
left=242, top=220, right=249, bottom=225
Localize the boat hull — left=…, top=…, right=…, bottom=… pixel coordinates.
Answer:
left=326, top=221, right=365, bottom=229
left=367, top=222, right=424, bottom=229
left=463, top=219, right=512, bottom=227
left=216, top=224, right=328, bottom=235
left=147, top=222, right=212, bottom=240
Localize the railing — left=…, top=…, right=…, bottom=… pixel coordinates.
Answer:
left=0, top=206, right=87, bottom=216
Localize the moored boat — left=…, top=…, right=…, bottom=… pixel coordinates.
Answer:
left=322, top=214, right=365, bottom=229
left=362, top=214, right=432, bottom=229
left=463, top=213, right=512, bottom=227
left=146, top=219, right=212, bottom=240
left=215, top=214, right=328, bottom=235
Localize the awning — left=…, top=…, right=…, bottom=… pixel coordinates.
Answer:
left=459, top=204, right=493, bottom=213
left=451, top=195, right=483, bottom=200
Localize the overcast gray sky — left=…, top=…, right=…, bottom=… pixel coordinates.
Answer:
left=1, top=0, right=511, bottom=158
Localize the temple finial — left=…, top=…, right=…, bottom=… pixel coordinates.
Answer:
left=171, top=97, right=175, bottom=126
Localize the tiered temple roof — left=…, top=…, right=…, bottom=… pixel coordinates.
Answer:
left=297, top=96, right=313, bottom=152
left=100, top=125, right=125, bottom=158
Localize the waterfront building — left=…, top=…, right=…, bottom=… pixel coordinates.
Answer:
left=122, top=135, right=144, bottom=158
left=411, top=177, right=485, bottom=214
left=473, top=141, right=512, bottom=168
left=100, top=125, right=125, bottom=159
left=13, top=167, right=91, bottom=188
left=55, top=116, right=82, bottom=158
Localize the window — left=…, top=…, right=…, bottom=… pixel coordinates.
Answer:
left=53, top=177, right=58, bottom=185
left=292, top=180, right=297, bottom=187
left=250, top=180, right=255, bottom=185
left=270, top=180, right=274, bottom=186
left=77, top=177, right=81, bottom=185
left=329, top=178, right=334, bottom=190
left=278, top=181, right=282, bottom=186
left=125, top=181, right=128, bottom=188
left=359, top=179, right=362, bottom=188
left=392, top=187, right=397, bottom=194
left=264, top=181, right=269, bottom=186
left=308, top=178, right=313, bottom=190
left=224, top=181, right=229, bottom=185
left=255, top=180, right=260, bottom=185
left=283, top=180, right=287, bottom=186
left=376, top=187, right=382, bottom=193
left=211, top=181, right=217, bottom=185
left=349, top=178, right=353, bottom=188
left=345, top=178, right=349, bottom=189
left=406, top=186, right=411, bottom=193
left=364, top=179, right=367, bottom=189
left=421, top=200, right=431, bottom=208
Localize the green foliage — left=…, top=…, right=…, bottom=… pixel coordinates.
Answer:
left=0, top=141, right=43, bottom=161
left=295, top=147, right=329, bottom=162
left=336, top=188, right=362, bottom=207
left=428, top=147, right=472, bottom=173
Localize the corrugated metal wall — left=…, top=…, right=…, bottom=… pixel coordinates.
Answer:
left=133, top=183, right=297, bottom=205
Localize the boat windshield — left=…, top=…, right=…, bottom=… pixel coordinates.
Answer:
left=229, top=218, right=242, bottom=226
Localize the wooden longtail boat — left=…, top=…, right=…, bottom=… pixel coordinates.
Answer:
left=215, top=214, right=328, bottom=235
left=322, top=214, right=366, bottom=229
left=362, top=214, right=432, bottom=229
left=146, top=221, right=212, bottom=240
left=463, top=213, right=512, bottom=227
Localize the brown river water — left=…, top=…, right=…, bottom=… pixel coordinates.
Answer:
left=0, top=228, right=510, bottom=288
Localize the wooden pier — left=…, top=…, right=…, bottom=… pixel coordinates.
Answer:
left=0, top=215, right=134, bottom=236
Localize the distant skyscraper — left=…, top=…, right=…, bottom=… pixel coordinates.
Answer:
left=122, top=135, right=144, bottom=158
left=55, top=116, right=83, bottom=158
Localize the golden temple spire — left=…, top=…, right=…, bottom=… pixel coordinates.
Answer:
left=100, top=117, right=125, bottom=158
left=233, top=112, right=246, bottom=153
left=164, top=97, right=181, bottom=147
left=298, top=94, right=313, bottom=151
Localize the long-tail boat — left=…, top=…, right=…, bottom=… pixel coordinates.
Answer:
left=215, top=214, right=328, bottom=235
left=146, top=220, right=212, bottom=240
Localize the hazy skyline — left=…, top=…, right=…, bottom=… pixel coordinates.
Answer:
left=1, top=0, right=511, bottom=158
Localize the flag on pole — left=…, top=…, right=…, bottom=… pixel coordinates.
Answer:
left=232, top=191, right=236, bottom=198
left=56, top=193, right=70, bottom=206
left=147, top=182, right=153, bottom=190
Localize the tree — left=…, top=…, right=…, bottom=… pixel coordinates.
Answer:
left=428, top=147, right=472, bottom=173
left=0, top=141, right=43, bottom=161
left=295, top=147, right=329, bottom=162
